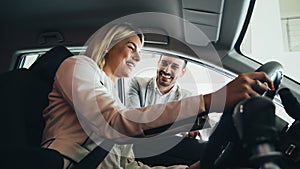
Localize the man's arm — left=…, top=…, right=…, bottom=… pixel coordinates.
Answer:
left=126, top=77, right=143, bottom=109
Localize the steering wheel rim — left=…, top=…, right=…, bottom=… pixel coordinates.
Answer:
left=255, top=61, right=283, bottom=99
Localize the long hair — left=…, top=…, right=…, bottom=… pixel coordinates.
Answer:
left=84, top=23, right=144, bottom=69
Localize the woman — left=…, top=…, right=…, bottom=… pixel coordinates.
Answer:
left=41, top=23, right=274, bottom=169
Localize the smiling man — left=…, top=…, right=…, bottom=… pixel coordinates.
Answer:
left=126, top=55, right=191, bottom=108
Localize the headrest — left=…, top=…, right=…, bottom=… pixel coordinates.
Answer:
left=29, top=46, right=73, bottom=84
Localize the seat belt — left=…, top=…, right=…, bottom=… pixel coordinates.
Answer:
left=72, top=140, right=114, bottom=169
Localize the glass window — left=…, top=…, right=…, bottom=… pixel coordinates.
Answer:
left=15, top=47, right=85, bottom=70
left=240, top=0, right=300, bottom=83
left=20, top=54, right=40, bottom=68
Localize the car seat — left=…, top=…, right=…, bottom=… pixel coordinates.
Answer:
left=0, top=46, right=73, bottom=168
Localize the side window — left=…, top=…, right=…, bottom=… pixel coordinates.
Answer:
left=13, top=47, right=83, bottom=70
left=240, top=0, right=300, bottom=83
left=17, top=53, right=41, bottom=69
left=14, top=49, right=49, bottom=69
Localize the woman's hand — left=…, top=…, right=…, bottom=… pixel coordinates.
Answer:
left=181, top=130, right=201, bottom=139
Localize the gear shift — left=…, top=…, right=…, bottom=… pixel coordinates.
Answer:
left=233, top=96, right=282, bottom=169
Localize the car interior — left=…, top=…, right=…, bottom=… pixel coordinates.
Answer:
left=1, top=0, right=300, bottom=168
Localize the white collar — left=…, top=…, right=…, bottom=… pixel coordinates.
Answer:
left=152, top=77, right=179, bottom=95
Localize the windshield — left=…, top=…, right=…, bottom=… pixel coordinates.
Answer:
left=240, top=0, right=300, bottom=83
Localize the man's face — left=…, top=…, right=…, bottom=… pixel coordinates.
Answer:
left=156, top=55, right=186, bottom=87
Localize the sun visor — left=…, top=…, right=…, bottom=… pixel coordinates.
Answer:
left=182, top=0, right=224, bottom=46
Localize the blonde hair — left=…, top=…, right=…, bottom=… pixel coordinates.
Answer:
left=84, top=23, right=144, bottom=69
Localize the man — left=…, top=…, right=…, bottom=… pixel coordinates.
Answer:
left=126, top=54, right=191, bottom=108
left=126, top=54, right=204, bottom=166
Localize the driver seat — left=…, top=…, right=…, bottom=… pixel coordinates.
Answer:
left=0, top=46, right=72, bottom=168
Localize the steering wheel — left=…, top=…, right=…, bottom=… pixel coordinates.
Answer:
left=256, top=61, right=283, bottom=99
left=200, top=61, right=283, bottom=169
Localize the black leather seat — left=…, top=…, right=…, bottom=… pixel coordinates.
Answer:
left=0, top=46, right=73, bottom=169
